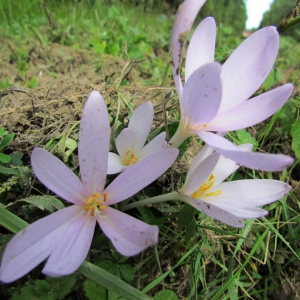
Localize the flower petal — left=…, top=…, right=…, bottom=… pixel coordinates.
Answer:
left=186, top=144, right=215, bottom=183
left=206, top=84, right=293, bottom=131
left=116, top=128, right=133, bottom=160
left=0, top=206, right=82, bottom=283
left=197, top=131, right=294, bottom=171
left=171, top=0, right=207, bottom=94
left=181, top=194, right=245, bottom=228
left=105, top=149, right=179, bottom=205
left=107, top=152, right=126, bottom=174
left=185, top=17, right=216, bottom=82
left=220, top=26, right=279, bottom=112
left=183, top=153, right=219, bottom=195
left=31, top=148, right=84, bottom=205
left=182, top=62, right=222, bottom=125
left=79, top=91, right=110, bottom=195
left=128, top=102, right=154, bottom=153
left=138, top=132, right=166, bottom=159
left=98, top=207, right=158, bottom=256
left=206, top=180, right=291, bottom=205
left=212, top=144, right=252, bottom=185
left=42, top=211, right=96, bottom=277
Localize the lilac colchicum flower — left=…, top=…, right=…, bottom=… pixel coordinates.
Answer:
left=122, top=144, right=291, bottom=227
left=0, top=91, right=179, bottom=283
left=179, top=144, right=291, bottom=227
left=169, top=0, right=294, bottom=171
left=108, top=101, right=166, bottom=174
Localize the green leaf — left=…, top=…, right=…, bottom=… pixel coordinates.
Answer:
left=0, top=127, right=8, bottom=137
left=0, top=133, right=14, bottom=151
left=154, top=290, right=178, bottom=300
left=6, top=195, right=65, bottom=213
left=83, top=278, right=107, bottom=300
left=79, top=261, right=153, bottom=300
left=118, top=264, right=135, bottom=282
left=291, top=118, right=300, bottom=158
left=45, top=274, right=77, bottom=299
left=235, top=129, right=258, bottom=151
left=0, top=166, right=19, bottom=175
left=9, top=151, right=23, bottom=166
left=11, top=274, right=76, bottom=300
left=0, top=204, right=28, bottom=233
left=0, top=153, right=11, bottom=163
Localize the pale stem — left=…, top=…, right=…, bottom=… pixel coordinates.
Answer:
left=121, top=191, right=181, bottom=211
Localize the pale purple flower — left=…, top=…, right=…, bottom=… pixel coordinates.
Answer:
left=0, top=91, right=179, bottom=283
left=108, top=101, right=166, bottom=174
left=178, top=145, right=291, bottom=227
left=169, top=0, right=294, bottom=171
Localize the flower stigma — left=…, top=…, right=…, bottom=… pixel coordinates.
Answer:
left=124, top=150, right=138, bottom=166
left=84, top=192, right=107, bottom=216
left=190, top=174, right=222, bottom=199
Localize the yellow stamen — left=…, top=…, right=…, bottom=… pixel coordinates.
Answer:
left=190, top=174, right=221, bottom=199
left=124, top=150, right=138, bottom=166
left=84, top=193, right=107, bottom=216
left=205, top=190, right=222, bottom=197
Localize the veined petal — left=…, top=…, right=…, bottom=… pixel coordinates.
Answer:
left=185, top=17, right=216, bottom=82
left=183, top=153, right=219, bottom=195
left=171, top=0, right=207, bottom=94
left=186, top=144, right=214, bottom=183
left=43, top=211, right=96, bottom=277
left=105, top=149, right=179, bottom=205
left=182, top=63, right=222, bottom=126
left=212, top=144, right=252, bottom=185
left=98, top=207, right=158, bottom=256
left=181, top=194, right=244, bottom=228
left=116, top=128, right=133, bottom=160
left=220, top=26, right=279, bottom=112
left=206, top=84, right=293, bottom=131
left=138, top=132, right=166, bottom=159
left=31, top=148, right=85, bottom=205
left=197, top=131, right=294, bottom=171
left=79, top=91, right=110, bottom=195
left=206, top=180, right=291, bottom=205
left=128, top=102, right=154, bottom=153
left=107, top=152, right=126, bottom=175
left=0, top=206, right=83, bottom=283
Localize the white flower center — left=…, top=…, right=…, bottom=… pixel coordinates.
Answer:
left=190, top=174, right=222, bottom=199
left=84, top=192, right=107, bottom=216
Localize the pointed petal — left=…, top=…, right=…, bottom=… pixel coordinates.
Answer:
left=185, top=17, right=216, bottom=82
left=128, top=102, right=154, bottom=153
left=43, top=212, right=96, bottom=277
left=197, top=131, right=294, bottom=171
left=186, top=144, right=214, bottom=183
left=220, top=26, right=279, bottom=111
left=31, top=148, right=84, bottom=205
left=206, top=84, right=293, bottom=131
left=211, top=144, right=252, bottom=185
left=116, top=128, right=133, bottom=160
left=206, top=180, right=291, bottom=205
left=182, top=62, right=222, bottom=125
left=107, top=152, right=126, bottom=175
left=181, top=194, right=245, bottom=228
left=0, top=206, right=82, bottom=283
left=98, top=207, right=158, bottom=256
left=171, top=0, right=207, bottom=94
left=79, top=91, right=110, bottom=195
left=105, top=149, right=179, bottom=205
left=138, top=132, right=166, bottom=159
left=184, top=153, right=219, bottom=195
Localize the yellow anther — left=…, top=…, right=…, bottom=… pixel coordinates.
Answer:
left=124, top=150, right=138, bottom=166
left=190, top=174, right=216, bottom=199
left=205, top=190, right=222, bottom=197
left=84, top=193, right=106, bottom=216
